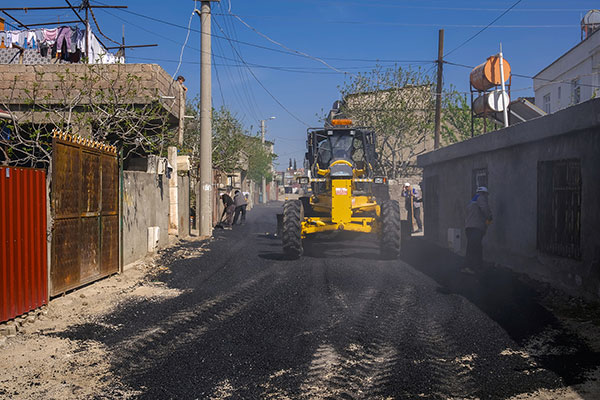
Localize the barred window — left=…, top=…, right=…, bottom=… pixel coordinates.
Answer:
left=472, top=168, right=488, bottom=196
left=537, top=159, right=581, bottom=259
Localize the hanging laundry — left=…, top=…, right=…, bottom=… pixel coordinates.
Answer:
left=55, top=26, right=73, bottom=53
left=42, top=28, right=58, bottom=46
left=27, top=31, right=37, bottom=49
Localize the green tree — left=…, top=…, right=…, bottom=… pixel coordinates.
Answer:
left=181, top=102, right=276, bottom=182
left=245, top=135, right=276, bottom=182
left=338, top=65, right=435, bottom=179
left=181, top=103, right=247, bottom=176
left=339, top=65, right=487, bottom=178
left=441, top=85, right=485, bottom=143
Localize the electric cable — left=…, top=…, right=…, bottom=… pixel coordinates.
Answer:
left=213, top=17, right=311, bottom=127
left=444, top=0, right=524, bottom=58
left=172, top=9, right=196, bottom=81
left=229, top=12, right=356, bottom=77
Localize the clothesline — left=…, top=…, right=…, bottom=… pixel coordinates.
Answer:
left=0, top=26, right=123, bottom=64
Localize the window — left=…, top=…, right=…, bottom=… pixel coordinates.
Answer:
left=537, top=159, right=581, bottom=259
left=472, top=168, right=488, bottom=196
left=557, top=86, right=561, bottom=102
left=571, top=79, right=581, bottom=104
left=543, top=94, right=551, bottom=113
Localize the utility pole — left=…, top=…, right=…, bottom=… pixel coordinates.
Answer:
left=261, top=119, right=266, bottom=204
left=260, top=116, right=275, bottom=204
left=195, top=0, right=218, bottom=237
left=84, top=1, right=91, bottom=64
left=498, top=43, right=509, bottom=128
left=434, top=29, right=444, bottom=150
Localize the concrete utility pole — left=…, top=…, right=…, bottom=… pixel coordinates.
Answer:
left=260, top=116, right=275, bottom=204
left=434, top=29, right=444, bottom=150
left=195, top=0, right=218, bottom=236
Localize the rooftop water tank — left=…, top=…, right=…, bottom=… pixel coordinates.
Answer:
left=470, top=55, right=511, bottom=91
left=473, top=91, right=510, bottom=115
left=582, top=10, right=600, bottom=39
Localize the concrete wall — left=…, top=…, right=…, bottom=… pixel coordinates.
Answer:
left=178, top=174, right=190, bottom=238
left=123, top=171, right=170, bottom=266
left=418, top=98, right=600, bottom=299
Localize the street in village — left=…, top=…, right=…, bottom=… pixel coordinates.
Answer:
left=1, top=203, right=599, bottom=399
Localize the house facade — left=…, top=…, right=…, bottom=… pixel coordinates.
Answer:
left=534, top=18, right=600, bottom=114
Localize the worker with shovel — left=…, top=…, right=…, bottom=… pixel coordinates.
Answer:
left=219, top=192, right=235, bottom=230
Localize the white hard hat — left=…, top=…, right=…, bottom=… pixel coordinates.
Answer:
left=476, top=186, right=489, bottom=193
left=404, top=182, right=411, bottom=187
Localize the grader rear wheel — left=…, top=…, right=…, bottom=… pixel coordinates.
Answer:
left=380, top=200, right=401, bottom=259
left=282, top=200, right=303, bottom=258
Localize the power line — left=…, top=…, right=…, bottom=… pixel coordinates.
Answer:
left=91, top=1, right=434, bottom=64
left=218, top=5, right=264, bottom=122
left=172, top=9, right=196, bottom=81
left=230, top=12, right=356, bottom=77
left=215, top=6, right=262, bottom=122
left=444, top=0, right=524, bottom=58
left=126, top=56, right=433, bottom=74
left=213, top=17, right=310, bottom=127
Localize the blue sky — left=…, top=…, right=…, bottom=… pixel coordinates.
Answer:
left=3, top=0, right=597, bottom=168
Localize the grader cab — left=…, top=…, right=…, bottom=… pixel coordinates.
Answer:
left=279, top=117, right=401, bottom=259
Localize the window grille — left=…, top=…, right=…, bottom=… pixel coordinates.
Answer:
left=472, top=168, right=488, bottom=196
left=537, top=159, right=581, bottom=259
left=571, top=79, right=581, bottom=104
left=543, top=94, right=551, bottom=114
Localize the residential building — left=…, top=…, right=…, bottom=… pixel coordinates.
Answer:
left=534, top=10, right=600, bottom=113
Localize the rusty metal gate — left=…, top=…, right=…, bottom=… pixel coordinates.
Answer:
left=51, top=135, right=119, bottom=296
left=1, top=167, right=48, bottom=323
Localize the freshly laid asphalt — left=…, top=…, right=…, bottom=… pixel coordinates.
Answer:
left=60, top=203, right=600, bottom=399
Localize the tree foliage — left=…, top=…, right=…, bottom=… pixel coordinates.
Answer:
left=339, top=66, right=487, bottom=179
left=246, top=136, right=276, bottom=182
left=338, top=65, right=435, bottom=179
left=441, top=85, right=485, bottom=143
left=181, top=102, right=275, bottom=181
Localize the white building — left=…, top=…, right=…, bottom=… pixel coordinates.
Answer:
left=534, top=10, right=600, bottom=114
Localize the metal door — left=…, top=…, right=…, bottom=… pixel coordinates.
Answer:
left=51, top=136, right=118, bottom=296
left=0, top=167, right=48, bottom=322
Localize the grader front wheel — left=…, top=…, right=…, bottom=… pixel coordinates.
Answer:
left=380, top=200, right=401, bottom=259
left=282, top=200, right=303, bottom=258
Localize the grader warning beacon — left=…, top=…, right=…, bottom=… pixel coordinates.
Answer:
left=278, top=102, right=401, bottom=259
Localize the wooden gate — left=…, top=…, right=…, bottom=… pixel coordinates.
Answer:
left=51, top=135, right=119, bottom=296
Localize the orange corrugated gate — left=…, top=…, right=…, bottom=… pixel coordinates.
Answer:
left=0, top=167, right=48, bottom=323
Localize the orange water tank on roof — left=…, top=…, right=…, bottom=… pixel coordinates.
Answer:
left=470, top=55, right=511, bottom=91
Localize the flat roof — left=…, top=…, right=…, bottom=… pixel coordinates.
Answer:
left=534, top=28, right=600, bottom=78
left=417, top=98, right=600, bottom=167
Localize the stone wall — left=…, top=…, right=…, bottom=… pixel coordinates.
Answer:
left=418, top=98, right=600, bottom=299
left=0, top=63, right=181, bottom=122
left=178, top=174, right=190, bottom=238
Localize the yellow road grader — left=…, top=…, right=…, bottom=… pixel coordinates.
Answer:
left=278, top=113, right=401, bottom=259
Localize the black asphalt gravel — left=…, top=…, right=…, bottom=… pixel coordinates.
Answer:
left=60, top=203, right=600, bottom=399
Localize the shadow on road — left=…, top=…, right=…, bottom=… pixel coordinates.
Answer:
left=401, top=237, right=600, bottom=388
left=258, top=231, right=383, bottom=261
